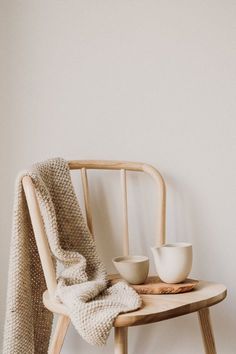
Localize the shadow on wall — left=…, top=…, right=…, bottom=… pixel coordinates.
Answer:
left=88, top=170, right=159, bottom=270
left=164, top=173, right=210, bottom=278
left=89, top=173, right=123, bottom=272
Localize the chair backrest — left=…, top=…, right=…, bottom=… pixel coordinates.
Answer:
left=22, top=160, right=166, bottom=298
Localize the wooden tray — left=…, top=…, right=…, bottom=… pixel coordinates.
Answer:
left=109, top=275, right=199, bottom=294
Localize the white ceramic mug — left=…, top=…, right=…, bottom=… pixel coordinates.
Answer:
left=112, top=255, right=149, bottom=284
left=151, top=242, right=192, bottom=283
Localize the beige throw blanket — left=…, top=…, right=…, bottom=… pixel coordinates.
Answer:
left=3, top=158, right=141, bottom=353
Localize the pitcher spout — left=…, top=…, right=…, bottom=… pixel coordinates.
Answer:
left=150, top=246, right=161, bottom=268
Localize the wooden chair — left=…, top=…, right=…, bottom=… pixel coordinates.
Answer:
left=22, top=160, right=226, bottom=354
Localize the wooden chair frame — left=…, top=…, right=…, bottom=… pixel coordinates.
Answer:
left=22, top=160, right=226, bottom=354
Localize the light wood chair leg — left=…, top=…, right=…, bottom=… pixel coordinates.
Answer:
left=198, top=308, right=216, bottom=354
left=114, top=327, right=128, bottom=354
left=48, top=315, right=70, bottom=354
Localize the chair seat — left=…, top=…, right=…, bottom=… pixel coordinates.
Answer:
left=43, top=279, right=226, bottom=328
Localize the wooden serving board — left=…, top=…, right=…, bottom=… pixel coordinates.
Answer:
left=108, top=274, right=199, bottom=294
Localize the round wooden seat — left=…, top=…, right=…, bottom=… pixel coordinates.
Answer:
left=43, top=280, right=226, bottom=328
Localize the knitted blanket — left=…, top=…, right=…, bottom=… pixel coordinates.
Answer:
left=3, top=158, right=141, bottom=353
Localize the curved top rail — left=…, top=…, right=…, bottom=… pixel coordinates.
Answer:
left=69, top=160, right=146, bottom=171
left=68, top=160, right=165, bottom=185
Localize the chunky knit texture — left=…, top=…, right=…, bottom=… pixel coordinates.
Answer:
left=3, top=158, right=141, bottom=353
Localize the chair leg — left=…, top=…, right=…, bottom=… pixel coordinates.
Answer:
left=48, top=315, right=70, bottom=354
left=114, top=327, right=128, bottom=354
left=198, top=308, right=216, bottom=354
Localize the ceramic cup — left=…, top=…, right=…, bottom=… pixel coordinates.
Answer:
left=112, top=255, right=149, bottom=285
left=151, top=242, right=192, bottom=284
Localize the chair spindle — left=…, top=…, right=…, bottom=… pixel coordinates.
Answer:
left=81, top=168, right=94, bottom=236
left=120, top=169, right=129, bottom=256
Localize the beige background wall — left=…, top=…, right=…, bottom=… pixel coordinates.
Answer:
left=1, top=1, right=236, bottom=353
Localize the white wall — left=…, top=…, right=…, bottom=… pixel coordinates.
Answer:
left=1, top=1, right=236, bottom=353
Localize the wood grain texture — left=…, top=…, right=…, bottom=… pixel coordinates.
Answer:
left=109, top=275, right=199, bottom=294
left=43, top=280, right=226, bottom=328
left=68, top=160, right=146, bottom=171
left=120, top=169, right=129, bottom=256
left=81, top=168, right=94, bottom=236
left=114, top=327, right=128, bottom=354
left=48, top=315, right=70, bottom=354
left=198, top=308, right=216, bottom=354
